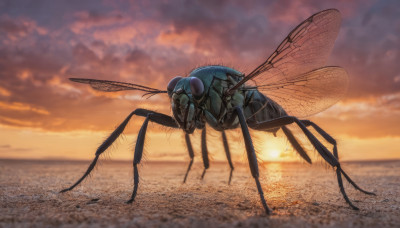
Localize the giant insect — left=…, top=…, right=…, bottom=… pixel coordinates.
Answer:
left=60, top=9, right=375, bottom=214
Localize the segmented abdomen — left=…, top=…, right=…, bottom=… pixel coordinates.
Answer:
left=243, top=90, right=287, bottom=131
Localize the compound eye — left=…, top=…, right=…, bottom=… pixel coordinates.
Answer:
left=167, top=76, right=183, bottom=92
left=190, top=77, right=204, bottom=98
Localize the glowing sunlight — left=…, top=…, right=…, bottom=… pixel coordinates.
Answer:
left=260, top=135, right=291, bottom=162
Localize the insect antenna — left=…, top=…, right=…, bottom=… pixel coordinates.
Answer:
left=142, top=90, right=168, bottom=99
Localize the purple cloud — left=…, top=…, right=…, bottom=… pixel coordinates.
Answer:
left=0, top=0, right=398, bottom=139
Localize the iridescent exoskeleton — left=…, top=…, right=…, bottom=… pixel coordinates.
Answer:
left=61, top=9, right=375, bottom=214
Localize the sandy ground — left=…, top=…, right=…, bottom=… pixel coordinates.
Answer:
left=0, top=159, right=399, bottom=227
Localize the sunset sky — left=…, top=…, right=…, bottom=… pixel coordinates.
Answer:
left=0, top=0, right=399, bottom=163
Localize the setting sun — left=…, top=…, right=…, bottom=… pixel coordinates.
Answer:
left=268, top=149, right=281, bottom=160
left=259, top=134, right=293, bottom=162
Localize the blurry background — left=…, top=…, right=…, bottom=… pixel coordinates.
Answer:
left=0, top=0, right=399, bottom=162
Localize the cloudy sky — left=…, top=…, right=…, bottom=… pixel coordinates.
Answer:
left=0, top=0, right=399, bottom=163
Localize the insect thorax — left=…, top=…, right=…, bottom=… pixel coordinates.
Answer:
left=190, top=66, right=286, bottom=132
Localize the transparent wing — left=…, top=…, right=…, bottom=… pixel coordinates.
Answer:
left=69, top=78, right=167, bottom=97
left=255, top=66, right=349, bottom=117
left=228, top=9, right=344, bottom=116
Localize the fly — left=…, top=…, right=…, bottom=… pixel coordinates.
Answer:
left=60, top=9, right=375, bottom=214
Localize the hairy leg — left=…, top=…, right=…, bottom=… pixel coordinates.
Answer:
left=183, top=133, right=195, bottom=183
left=281, top=125, right=312, bottom=164
left=60, top=109, right=178, bottom=194
left=200, top=126, right=210, bottom=179
left=235, top=107, right=271, bottom=214
left=126, top=112, right=179, bottom=203
left=249, top=115, right=374, bottom=210
left=301, top=120, right=375, bottom=195
left=221, top=130, right=234, bottom=184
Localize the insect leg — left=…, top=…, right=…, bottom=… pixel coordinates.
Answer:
left=126, top=111, right=179, bottom=203
left=126, top=115, right=150, bottom=204
left=200, top=125, right=210, bottom=179
left=250, top=116, right=339, bottom=167
left=292, top=121, right=361, bottom=209
left=281, top=126, right=312, bottom=164
left=60, top=110, right=136, bottom=193
left=221, top=130, right=234, bottom=184
left=250, top=116, right=363, bottom=210
left=183, top=133, right=195, bottom=183
left=301, top=120, right=375, bottom=195
left=235, top=106, right=271, bottom=214
left=60, top=108, right=178, bottom=194
left=133, top=108, right=179, bottom=128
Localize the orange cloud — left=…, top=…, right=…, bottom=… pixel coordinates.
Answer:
left=157, top=28, right=198, bottom=50
left=0, top=15, right=47, bottom=41
left=70, top=10, right=128, bottom=34
left=0, top=101, right=50, bottom=115
left=0, top=116, right=40, bottom=128
left=47, top=76, right=82, bottom=95
left=267, top=0, right=315, bottom=24
left=92, top=26, right=138, bottom=45
left=0, top=86, right=11, bottom=96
